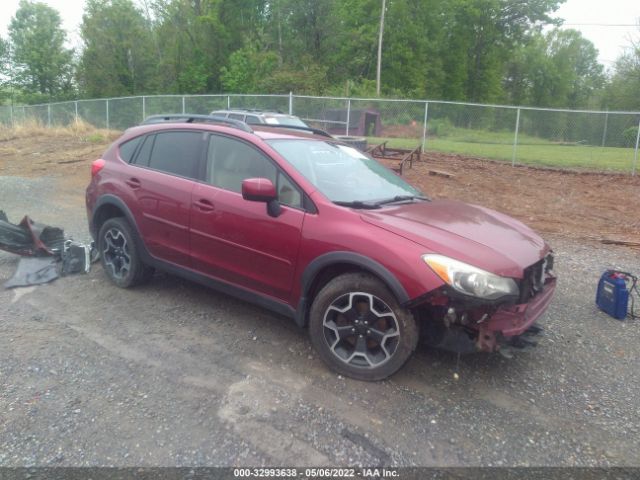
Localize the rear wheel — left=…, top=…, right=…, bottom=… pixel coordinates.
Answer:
left=309, top=273, right=418, bottom=381
left=98, top=217, right=152, bottom=288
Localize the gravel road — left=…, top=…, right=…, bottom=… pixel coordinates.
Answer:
left=1, top=173, right=639, bottom=467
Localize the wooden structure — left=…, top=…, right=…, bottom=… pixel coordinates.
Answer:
left=367, top=142, right=422, bottom=176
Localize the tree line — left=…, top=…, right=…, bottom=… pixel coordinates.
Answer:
left=0, top=0, right=638, bottom=112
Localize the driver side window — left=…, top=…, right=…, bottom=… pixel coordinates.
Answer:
left=206, top=135, right=303, bottom=209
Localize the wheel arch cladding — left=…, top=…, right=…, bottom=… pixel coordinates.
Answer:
left=296, top=251, right=410, bottom=328
left=92, top=195, right=137, bottom=237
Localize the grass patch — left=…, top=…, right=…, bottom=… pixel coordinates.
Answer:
left=368, top=135, right=637, bottom=172
left=85, top=132, right=106, bottom=143
left=0, top=119, right=119, bottom=143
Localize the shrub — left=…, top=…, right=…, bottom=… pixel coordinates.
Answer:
left=622, top=126, right=639, bottom=147
left=428, top=118, right=454, bottom=137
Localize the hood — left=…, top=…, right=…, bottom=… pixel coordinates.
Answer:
left=360, top=199, right=550, bottom=278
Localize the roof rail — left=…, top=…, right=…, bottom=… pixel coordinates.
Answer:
left=141, top=114, right=253, bottom=133
left=256, top=124, right=333, bottom=138
left=211, top=108, right=285, bottom=114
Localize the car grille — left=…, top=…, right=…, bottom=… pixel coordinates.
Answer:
left=519, top=254, right=554, bottom=304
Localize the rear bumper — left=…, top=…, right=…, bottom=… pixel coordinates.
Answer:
left=477, top=276, right=556, bottom=351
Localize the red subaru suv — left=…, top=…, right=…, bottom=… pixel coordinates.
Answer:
left=86, top=115, right=556, bottom=381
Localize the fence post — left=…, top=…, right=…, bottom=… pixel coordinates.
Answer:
left=289, top=92, right=293, bottom=115
left=74, top=101, right=78, bottom=124
left=47, top=104, right=51, bottom=127
left=227, top=95, right=231, bottom=109
left=633, top=118, right=640, bottom=176
left=10, top=105, right=14, bottom=128
left=106, top=99, right=109, bottom=130
left=345, top=98, right=351, bottom=136
left=601, top=109, right=609, bottom=147
left=421, top=101, right=429, bottom=152
left=511, top=107, right=521, bottom=167
left=142, top=96, right=146, bottom=121
left=182, top=96, right=186, bottom=114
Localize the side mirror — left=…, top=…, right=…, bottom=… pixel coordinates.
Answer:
left=241, top=178, right=277, bottom=202
left=242, top=178, right=281, bottom=218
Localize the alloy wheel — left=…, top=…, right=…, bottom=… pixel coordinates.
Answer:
left=102, top=228, right=131, bottom=280
left=322, top=292, right=400, bottom=368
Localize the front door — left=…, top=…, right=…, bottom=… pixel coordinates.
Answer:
left=190, top=134, right=305, bottom=300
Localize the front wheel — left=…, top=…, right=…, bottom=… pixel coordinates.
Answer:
left=309, top=273, right=418, bottom=381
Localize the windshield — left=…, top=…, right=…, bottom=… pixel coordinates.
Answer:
left=265, top=116, right=308, bottom=127
left=268, top=139, right=423, bottom=204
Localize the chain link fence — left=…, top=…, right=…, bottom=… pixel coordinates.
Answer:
left=1, top=94, right=639, bottom=174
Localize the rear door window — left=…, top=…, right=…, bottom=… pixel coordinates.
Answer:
left=245, top=115, right=261, bottom=125
left=146, top=131, right=203, bottom=179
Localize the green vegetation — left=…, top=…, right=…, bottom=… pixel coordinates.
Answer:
left=84, top=132, right=106, bottom=143
left=0, top=0, right=638, bottom=177
left=369, top=131, right=637, bottom=172
left=2, top=0, right=636, bottom=112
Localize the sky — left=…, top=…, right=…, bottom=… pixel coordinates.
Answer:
left=0, top=0, right=638, bottom=71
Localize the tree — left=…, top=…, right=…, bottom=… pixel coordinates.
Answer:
left=437, top=0, right=564, bottom=103
left=604, top=32, right=640, bottom=111
left=78, top=0, right=157, bottom=97
left=503, top=29, right=604, bottom=108
left=220, top=42, right=279, bottom=92
left=8, top=0, right=74, bottom=101
left=0, top=37, right=9, bottom=103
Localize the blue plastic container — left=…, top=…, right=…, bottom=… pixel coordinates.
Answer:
left=596, top=272, right=629, bottom=320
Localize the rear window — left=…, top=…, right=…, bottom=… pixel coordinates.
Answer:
left=266, top=116, right=307, bottom=127
left=147, top=131, right=203, bottom=179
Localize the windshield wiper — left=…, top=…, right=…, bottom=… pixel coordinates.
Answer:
left=374, top=195, right=430, bottom=206
left=334, top=200, right=380, bottom=209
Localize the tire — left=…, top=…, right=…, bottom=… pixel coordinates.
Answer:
left=334, top=136, right=368, bottom=152
left=98, top=217, right=152, bottom=288
left=309, top=272, right=418, bottom=381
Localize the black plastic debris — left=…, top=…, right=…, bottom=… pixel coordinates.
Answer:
left=61, top=240, right=94, bottom=275
left=1, top=210, right=97, bottom=288
left=4, top=257, right=59, bottom=288
left=0, top=210, right=65, bottom=256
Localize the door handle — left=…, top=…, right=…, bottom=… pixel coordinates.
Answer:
left=125, top=177, right=141, bottom=189
left=194, top=198, right=215, bottom=212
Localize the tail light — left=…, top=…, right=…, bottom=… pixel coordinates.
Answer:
left=91, top=159, right=106, bottom=177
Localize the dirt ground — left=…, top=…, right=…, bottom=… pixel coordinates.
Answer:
left=1, top=129, right=640, bottom=468
left=2, top=128, right=638, bottom=245
left=380, top=152, right=640, bottom=245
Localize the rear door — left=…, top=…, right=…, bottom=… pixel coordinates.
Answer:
left=189, top=133, right=306, bottom=300
left=127, top=130, right=206, bottom=266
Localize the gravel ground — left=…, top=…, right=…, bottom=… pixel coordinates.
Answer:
left=1, top=174, right=639, bottom=467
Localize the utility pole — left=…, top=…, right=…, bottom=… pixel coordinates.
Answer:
left=376, top=0, right=386, bottom=96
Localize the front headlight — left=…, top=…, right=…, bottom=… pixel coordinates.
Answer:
left=422, top=254, right=519, bottom=300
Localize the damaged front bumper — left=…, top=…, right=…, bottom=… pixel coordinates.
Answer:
left=417, top=275, right=557, bottom=355
left=0, top=210, right=64, bottom=256
left=477, top=276, right=557, bottom=352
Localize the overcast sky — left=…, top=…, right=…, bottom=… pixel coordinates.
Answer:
left=0, top=0, right=638, bottom=71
